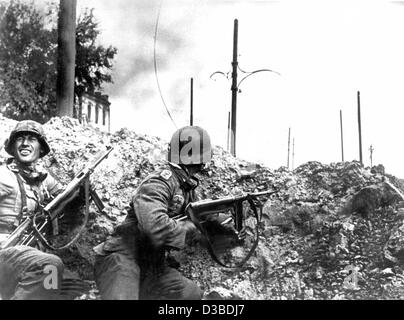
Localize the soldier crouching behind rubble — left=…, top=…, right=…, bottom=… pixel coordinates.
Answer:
left=0, top=120, right=65, bottom=300
left=93, top=126, right=214, bottom=300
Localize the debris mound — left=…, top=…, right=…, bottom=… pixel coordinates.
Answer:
left=1, top=114, right=404, bottom=299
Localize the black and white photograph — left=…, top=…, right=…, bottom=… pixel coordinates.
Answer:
left=1, top=0, right=404, bottom=309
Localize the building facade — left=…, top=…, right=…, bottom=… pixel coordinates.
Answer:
left=77, top=91, right=111, bottom=132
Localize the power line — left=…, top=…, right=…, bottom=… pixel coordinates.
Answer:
left=153, top=0, right=177, bottom=129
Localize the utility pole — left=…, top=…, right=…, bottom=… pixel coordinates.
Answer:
left=56, top=0, right=77, bottom=117
left=210, top=19, right=279, bottom=157
left=287, top=127, right=291, bottom=169
left=340, top=109, right=344, bottom=162
left=230, top=19, right=239, bottom=157
left=369, top=145, right=374, bottom=168
left=227, top=111, right=231, bottom=152
left=190, top=78, right=193, bottom=126
left=292, top=137, right=295, bottom=170
left=357, top=91, right=363, bottom=165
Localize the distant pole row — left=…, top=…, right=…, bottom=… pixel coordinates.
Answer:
left=196, top=19, right=370, bottom=169
left=286, top=127, right=295, bottom=170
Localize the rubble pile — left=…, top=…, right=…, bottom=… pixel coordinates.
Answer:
left=183, top=160, right=404, bottom=300
left=1, top=114, right=404, bottom=299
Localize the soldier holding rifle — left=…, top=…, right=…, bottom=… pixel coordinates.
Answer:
left=0, top=119, right=112, bottom=300
left=0, top=120, right=66, bottom=299
left=94, top=126, right=217, bottom=300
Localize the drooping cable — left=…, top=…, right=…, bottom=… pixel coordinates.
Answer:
left=153, top=0, right=178, bottom=129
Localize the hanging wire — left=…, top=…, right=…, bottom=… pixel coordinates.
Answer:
left=210, top=65, right=280, bottom=90
left=210, top=71, right=231, bottom=81
left=153, top=0, right=178, bottom=129
left=237, top=68, right=281, bottom=89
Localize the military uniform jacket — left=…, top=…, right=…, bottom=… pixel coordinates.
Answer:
left=0, top=163, right=63, bottom=234
left=118, top=162, right=197, bottom=251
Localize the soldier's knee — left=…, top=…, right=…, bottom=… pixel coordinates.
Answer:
left=43, top=254, right=64, bottom=273
left=94, top=252, right=140, bottom=300
left=13, top=245, right=64, bottom=272
left=95, top=251, right=140, bottom=289
left=182, top=281, right=203, bottom=300
left=96, top=252, right=134, bottom=273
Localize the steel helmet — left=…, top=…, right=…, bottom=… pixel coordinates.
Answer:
left=168, top=126, right=212, bottom=165
left=4, top=120, right=51, bottom=157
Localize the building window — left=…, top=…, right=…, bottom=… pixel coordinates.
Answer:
left=95, top=104, right=99, bottom=124
left=78, top=100, right=82, bottom=120
left=103, top=107, right=106, bottom=126
left=87, top=102, right=92, bottom=122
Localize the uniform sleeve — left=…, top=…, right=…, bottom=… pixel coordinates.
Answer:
left=0, top=179, right=10, bottom=199
left=44, top=172, right=64, bottom=197
left=0, top=167, right=12, bottom=199
left=133, top=177, right=186, bottom=250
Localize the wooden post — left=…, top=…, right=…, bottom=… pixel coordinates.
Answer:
left=369, top=145, right=374, bottom=168
left=230, top=19, right=238, bottom=157
left=190, top=78, right=193, bottom=126
left=227, top=111, right=231, bottom=152
left=292, top=137, right=295, bottom=170
left=287, top=127, right=291, bottom=169
left=56, top=0, right=77, bottom=117
left=340, top=109, right=344, bottom=162
left=357, top=91, right=363, bottom=165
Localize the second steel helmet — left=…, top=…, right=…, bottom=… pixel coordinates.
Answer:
left=4, top=120, right=51, bottom=157
left=168, top=126, right=212, bottom=165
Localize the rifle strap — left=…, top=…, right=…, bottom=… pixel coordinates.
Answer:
left=238, top=195, right=260, bottom=265
left=188, top=195, right=260, bottom=269
left=13, top=172, right=28, bottom=226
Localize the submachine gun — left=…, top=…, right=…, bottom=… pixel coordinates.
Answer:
left=0, top=146, right=114, bottom=251
left=175, top=189, right=277, bottom=268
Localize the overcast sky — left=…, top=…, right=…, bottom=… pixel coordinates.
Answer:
left=72, top=0, right=404, bottom=177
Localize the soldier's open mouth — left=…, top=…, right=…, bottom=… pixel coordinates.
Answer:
left=19, top=149, right=31, bottom=156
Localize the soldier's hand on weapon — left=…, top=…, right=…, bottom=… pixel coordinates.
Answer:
left=235, top=226, right=247, bottom=241
left=178, top=220, right=208, bottom=247
left=214, top=215, right=245, bottom=240
left=179, top=219, right=203, bottom=242
left=178, top=219, right=197, bottom=234
left=223, top=223, right=246, bottom=242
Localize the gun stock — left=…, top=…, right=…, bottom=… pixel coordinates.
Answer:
left=0, top=218, right=31, bottom=249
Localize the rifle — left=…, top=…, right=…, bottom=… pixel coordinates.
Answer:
left=0, top=146, right=114, bottom=250
left=174, top=189, right=277, bottom=268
